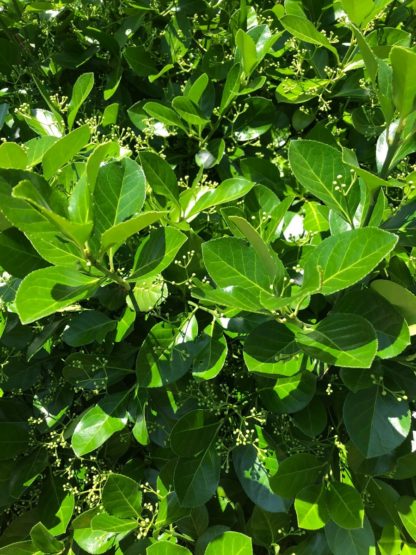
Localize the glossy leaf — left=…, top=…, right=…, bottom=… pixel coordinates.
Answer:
left=102, top=473, right=142, bottom=518
left=204, top=532, right=253, bottom=555
left=326, top=482, right=364, bottom=529
left=270, top=454, right=324, bottom=498
left=15, top=267, right=102, bottom=324
left=67, top=72, right=94, bottom=130
left=42, top=125, right=90, bottom=179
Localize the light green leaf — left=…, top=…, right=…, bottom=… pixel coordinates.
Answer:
left=0, top=142, right=28, bottom=169
left=371, top=279, right=416, bottom=331
left=67, top=72, right=94, bottom=130
left=15, top=267, right=102, bottom=324
left=326, top=482, right=364, bottom=529
left=172, top=96, right=210, bottom=127
left=343, top=386, right=411, bottom=458
left=397, top=497, right=416, bottom=542
left=100, top=211, right=165, bottom=254
left=236, top=29, right=258, bottom=77
left=301, top=228, right=397, bottom=296
left=94, top=157, right=146, bottom=236
left=185, top=178, right=254, bottom=219
left=146, top=542, right=192, bottom=555
left=91, top=513, right=137, bottom=533
left=295, top=485, right=329, bottom=530
left=280, top=15, right=339, bottom=59
left=42, top=125, right=90, bottom=179
left=340, top=0, right=374, bottom=26
left=71, top=391, right=129, bottom=457
left=296, top=313, right=378, bottom=368
left=289, top=140, right=356, bottom=219
left=390, top=46, right=416, bottom=119
left=30, top=522, right=64, bottom=554
left=138, top=151, right=180, bottom=208
left=102, top=473, right=142, bottom=518
left=144, top=101, right=187, bottom=131
left=205, top=532, right=253, bottom=555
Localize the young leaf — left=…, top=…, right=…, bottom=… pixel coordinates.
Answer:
left=15, top=267, right=102, bottom=324
left=94, top=158, right=146, bottom=237
left=295, top=485, right=329, bottom=530
left=147, top=543, right=192, bottom=555
left=42, top=125, right=90, bottom=179
left=279, top=15, right=339, bottom=59
left=390, top=46, right=416, bottom=119
left=0, top=142, right=28, bottom=170
left=67, top=72, right=94, bottom=130
left=100, top=211, right=165, bottom=254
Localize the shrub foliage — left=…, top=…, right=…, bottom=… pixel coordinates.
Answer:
left=0, top=0, right=416, bottom=553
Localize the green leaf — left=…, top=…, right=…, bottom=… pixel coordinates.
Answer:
left=390, top=46, right=416, bottom=119
left=63, top=310, right=116, bottom=347
left=131, top=227, right=187, bottom=280
left=102, top=473, right=142, bottom=518
left=325, top=518, right=376, bottom=555
left=202, top=237, right=277, bottom=304
left=292, top=398, right=327, bottom=438
left=174, top=446, right=221, bottom=508
left=72, top=509, right=116, bottom=555
left=295, top=485, right=329, bottom=530
left=67, top=72, right=94, bottom=130
left=138, top=151, right=180, bottom=208
left=0, top=399, right=30, bottom=460
left=235, top=29, right=258, bottom=77
left=192, top=322, right=228, bottom=380
left=0, top=542, right=38, bottom=555
left=42, top=125, right=90, bottom=179
left=100, top=211, right=165, bottom=254
left=326, top=482, right=364, bottom=529
left=247, top=507, right=290, bottom=548
left=170, top=409, right=220, bottom=457
left=279, top=15, right=339, bottom=59
left=30, top=522, right=64, bottom=554
left=343, top=386, right=411, bottom=458
left=340, top=0, right=374, bottom=26
left=397, top=497, right=416, bottom=542
left=71, top=391, right=129, bottom=457
left=13, top=179, right=93, bottom=246
left=143, top=101, right=187, bottom=131
left=296, top=313, right=378, bottom=368
left=94, top=158, right=146, bottom=236
left=184, top=178, right=254, bottom=219
left=15, top=267, right=102, bottom=324
left=91, top=512, right=137, bottom=533
left=38, top=474, right=75, bottom=535
left=205, top=532, right=253, bottom=555
left=0, top=228, right=47, bottom=278
left=172, top=96, right=209, bottom=127
left=124, top=45, right=158, bottom=76
left=289, top=140, right=357, bottom=219
left=334, top=289, right=409, bottom=359
left=219, top=63, right=241, bottom=114
left=244, top=321, right=302, bottom=376
left=233, top=445, right=288, bottom=513
left=260, top=371, right=317, bottom=414
left=270, top=454, right=324, bottom=498
left=146, top=542, right=192, bottom=555
left=301, top=228, right=397, bottom=296
left=136, top=316, right=197, bottom=387
left=0, top=143, right=27, bottom=170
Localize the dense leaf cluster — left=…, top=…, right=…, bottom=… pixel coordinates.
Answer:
left=0, top=0, right=416, bottom=553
